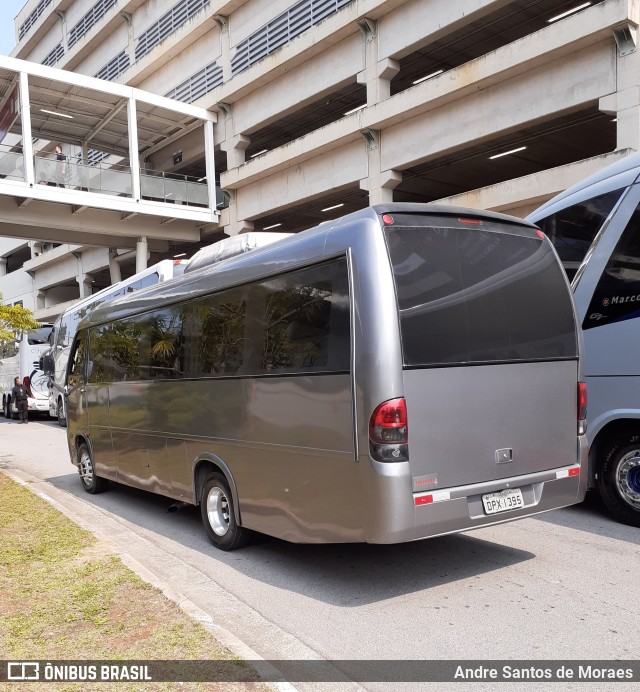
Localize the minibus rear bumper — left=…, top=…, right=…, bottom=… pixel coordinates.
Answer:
left=365, top=452, right=588, bottom=544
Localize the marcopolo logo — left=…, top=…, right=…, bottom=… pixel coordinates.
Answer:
left=608, top=294, right=640, bottom=305
left=602, top=298, right=610, bottom=306
left=7, top=662, right=40, bottom=681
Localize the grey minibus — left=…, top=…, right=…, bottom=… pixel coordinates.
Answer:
left=65, top=204, right=588, bottom=550
left=529, top=152, right=640, bottom=527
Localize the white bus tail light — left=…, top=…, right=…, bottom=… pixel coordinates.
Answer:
left=578, top=382, right=587, bottom=435
left=369, top=397, right=408, bottom=462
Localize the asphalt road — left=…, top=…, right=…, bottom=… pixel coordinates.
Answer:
left=1, top=415, right=639, bottom=691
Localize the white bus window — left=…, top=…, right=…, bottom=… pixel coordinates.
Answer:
left=584, top=203, right=640, bottom=330
left=536, top=189, right=623, bottom=279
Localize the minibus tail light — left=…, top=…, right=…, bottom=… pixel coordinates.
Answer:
left=369, top=398, right=408, bottom=462
left=578, top=382, right=587, bottom=435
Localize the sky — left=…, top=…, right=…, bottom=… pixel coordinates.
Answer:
left=0, top=0, right=27, bottom=56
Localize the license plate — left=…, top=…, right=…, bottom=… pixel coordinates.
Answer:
left=482, top=488, right=524, bottom=515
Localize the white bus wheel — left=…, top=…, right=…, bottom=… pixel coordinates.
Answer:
left=597, top=440, right=640, bottom=528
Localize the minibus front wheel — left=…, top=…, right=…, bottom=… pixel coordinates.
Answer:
left=200, top=473, right=252, bottom=551
left=77, top=442, right=108, bottom=495
left=597, top=438, right=640, bottom=528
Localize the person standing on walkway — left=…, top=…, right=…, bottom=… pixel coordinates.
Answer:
left=54, top=144, right=67, bottom=187
left=11, top=377, right=29, bottom=424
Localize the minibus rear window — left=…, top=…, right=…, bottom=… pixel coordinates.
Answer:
left=383, top=216, right=578, bottom=367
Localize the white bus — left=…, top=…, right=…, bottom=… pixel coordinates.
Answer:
left=1, top=324, right=53, bottom=419
left=44, top=260, right=187, bottom=426
left=528, top=152, right=640, bottom=527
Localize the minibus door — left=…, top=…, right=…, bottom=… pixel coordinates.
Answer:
left=65, top=332, right=89, bottom=440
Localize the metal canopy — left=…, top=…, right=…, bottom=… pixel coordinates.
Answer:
left=0, top=72, right=199, bottom=160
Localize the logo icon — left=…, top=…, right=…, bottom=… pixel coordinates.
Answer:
left=602, top=298, right=610, bottom=306
left=7, top=662, right=40, bottom=681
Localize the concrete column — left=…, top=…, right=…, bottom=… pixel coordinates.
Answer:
left=36, top=290, right=46, bottom=310
left=599, top=27, right=640, bottom=152
left=0, top=258, right=6, bottom=276
left=223, top=189, right=254, bottom=236
left=30, top=241, right=43, bottom=259
left=108, top=249, right=122, bottom=283
left=356, top=19, right=399, bottom=106
left=77, top=273, right=93, bottom=298
left=359, top=128, right=402, bottom=204
left=214, top=15, right=231, bottom=83
left=221, top=134, right=251, bottom=168
left=121, top=10, right=135, bottom=65
left=136, top=236, right=148, bottom=273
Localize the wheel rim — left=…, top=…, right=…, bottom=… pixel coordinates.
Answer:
left=58, top=400, right=65, bottom=424
left=615, top=450, right=640, bottom=508
left=206, top=487, right=230, bottom=536
left=79, top=450, right=94, bottom=485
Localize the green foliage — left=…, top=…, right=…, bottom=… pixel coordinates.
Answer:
left=0, top=293, right=40, bottom=344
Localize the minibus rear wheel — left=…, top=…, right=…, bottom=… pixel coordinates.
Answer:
left=77, top=442, right=108, bottom=494
left=597, top=438, right=640, bottom=528
left=201, top=473, right=252, bottom=551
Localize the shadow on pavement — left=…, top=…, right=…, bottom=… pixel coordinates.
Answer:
left=533, top=491, right=640, bottom=546
left=39, top=472, right=535, bottom=607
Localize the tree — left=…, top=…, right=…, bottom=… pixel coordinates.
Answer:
left=0, top=293, right=40, bottom=344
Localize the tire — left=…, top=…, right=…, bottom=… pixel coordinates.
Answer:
left=1, top=398, right=5, bottom=418
left=57, top=397, right=66, bottom=428
left=77, top=442, right=108, bottom=494
left=200, top=473, right=252, bottom=551
left=596, top=436, right=640, bottom=528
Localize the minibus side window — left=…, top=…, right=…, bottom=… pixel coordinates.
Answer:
left=89, top=258, right=351, bottom=381
left=68, top=333, right=87, bottom=389
left=536, top=189, right=623, bottom=279
left=584, top=202, right=640, bottom=330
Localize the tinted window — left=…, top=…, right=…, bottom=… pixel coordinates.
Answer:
left=182, top=288, right=246, bottom=377
left=68, top=332, right=87, bottom=388
left=536, top=189, right=622, bottom=279
left=87, top=258, right=350, bottom=381
left=256, top=260, right=350, bottom=375
left=384, top=217, right=577, bottom=366
left=584, top=202, right=640, bottom=330
left=88, top=325, right=112, bottom=383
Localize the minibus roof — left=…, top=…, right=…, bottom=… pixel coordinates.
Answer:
left=82, top=203, right=539, bottom=329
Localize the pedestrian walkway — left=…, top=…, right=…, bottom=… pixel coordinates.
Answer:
left=0, top=55, right=218, bottom=250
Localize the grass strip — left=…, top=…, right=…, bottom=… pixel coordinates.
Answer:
left=0, top=472, right=268, bottom=691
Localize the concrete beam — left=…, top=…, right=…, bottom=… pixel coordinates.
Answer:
left=0, top=194, right=200, bottom=244
left=381, top=43, right=615, bottom=172
left=236, top=140, right=366, bottom=220
left=222, top=1, right=629, bottom=191
left=433, top=150, right=634, bottom=212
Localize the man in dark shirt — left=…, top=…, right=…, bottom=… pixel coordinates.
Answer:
left=11, top=377, right=29, bottom=423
